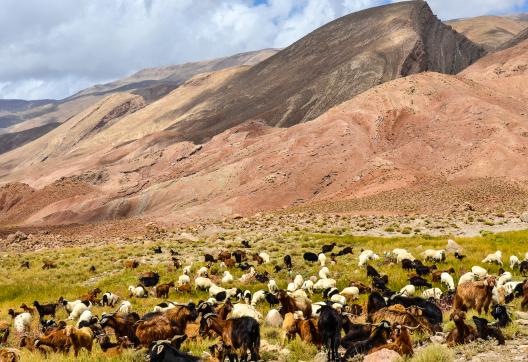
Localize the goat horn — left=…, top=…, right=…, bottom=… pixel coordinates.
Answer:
left=203, top=313, right=217, bottom=319
left=402, top=325, right=421, bottom=330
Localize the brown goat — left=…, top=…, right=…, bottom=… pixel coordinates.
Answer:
left=19, top=304, right=35, bottom=315
left=42, top=260, right=57, bottom=270
left=177, top=283, right=192, bottom=293
left=348, top=281, right=371, bottom=294
left=217, top=251, right=232, bottom=261
left=0, top=348, right=20, bottom=362
left=123, top=260, right=139, bottom=269
left=223, top=259, right=235, bottom=268
left=97, top=335, right=133, bottom=356
left=80, top=288, right=101, bottom=304
left=34, top=327, right=71, bottom=353
left=0, top=321, right=10, bottom=345
left=100, top=312, right=140, bottom=345
left=446, top=310, right=477, bottom=346
left=155, top=282, right=175, bottom=298
left=454, top=276, right=496, bottom=314
left=370, top=324, right=416, bottom=356
left=521, top=280, right=528, bottom=310
left=252, top=253, right=264, bottom=265
left=432, top=268, right=456, bottom=282
left=277, top=290, right=312, bottom=318
left=370, top=305, right=432, bottom=334
left=65, top=325, right=93, bottom=357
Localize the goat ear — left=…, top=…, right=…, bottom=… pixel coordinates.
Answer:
left=156, top=344, right=165, bottom=355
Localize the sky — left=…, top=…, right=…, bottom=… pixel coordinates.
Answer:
left=1, top=0, right=527, bottom=100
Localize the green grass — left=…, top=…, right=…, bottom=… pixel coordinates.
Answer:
left=2, top=229, right=528, bottom=360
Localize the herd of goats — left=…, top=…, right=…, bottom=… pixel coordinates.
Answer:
left=1, top=239, right=528, bottom=362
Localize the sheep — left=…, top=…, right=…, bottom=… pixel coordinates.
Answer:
left=101, top=292, right=119, bottom=307
left=471, top=265, right=488, bottom=279
left=510, top=255, right=520, bottom=269
left=319, top=267, right=330, bottom=279
left=458, top=272, right=477, bottom=285
left=318, top=253, right=326, bottom=266
left=497, top=271, right=512, bottom=287
left=195, top=277, right=214, bottom=290
left=397, top=252, right=415, bottom=264
left=422, top=249, right=445, bottom=262
left=128, top=285, right=148, bottom=298
left=302, top=280, right=314, bottom=294
left=446, top=310, right=477, bottom=346
left=359, top=250, right=379, bottom=266
left=340, top=287, right=359, bottom=302
left=264, top=309, right=283, bottom=328
left=287, top=282, right=297, bottom=292
left=178, top=274, right=191, bottom=286
left=183, top=265, right=192, bottom=275
left=482, top=251, right=503, bottom=266
left=13, top=313, right=32, bottom=334
left=250, top=290, right=267, bottom=307
left=76, top=310, right=93, bottom=328
left=399, top=285, right=416, bottom=297
left=454, top=276, right=496, bottom=314
left=422, top=288, right=443, bottom=300
left=116, top=301, right=132, bottom=315
left=197, top=266, right=209, bottom=277
left=68, top=301, right=91, bottom=321
left=230, top=303, right=263, bottom=321
left=200, top=314, right=260, bottom=361
left=33, top=301, right=57, bottom=318
left=259, top=252, right=270, bottom=264
left=441, top=272, right=455, bottom=291
left=313, top=278, right=336, bottom=291
left=65, top=325, right=93, bottom=357
left=267, top=279, right=278, bottom=293
left=222, top=271, right=234, bottom=284
left=294, top=274, right=304, bottom=289
left=155, top=282, right=174, bottom=299
left=472, top=316, right=505, bottom=345
left=239, top=268, right=256, bottom=284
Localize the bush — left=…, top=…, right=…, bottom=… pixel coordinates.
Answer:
left=410, top=344, right=453, bottom=362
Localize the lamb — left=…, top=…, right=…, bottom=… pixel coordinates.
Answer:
left=128, top=285, right=148, bottom=298
left=155, top=282, right=174, bottom=298
left=510, top=255, right=520, bottom=269
left=116, top=301, right=132, bottom=314
left=318, top=253, right=326, bottom=267
left=422, top=288, right=443, bottom=300
left=222, top=271, right=234, bottom=284
left=454, top=276, right=496, bottom=314
left=65, top=325, right=93, bottom=357
left=13, top=313, right=32, bottom=334
left=101, top=292, right=119, bottom=307
left=482, top=251, right=503, bottom=266
left=195, top=277, right=214, bottom=290
left=441, top=272, right=455, bottom=291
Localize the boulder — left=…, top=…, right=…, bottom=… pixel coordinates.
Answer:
left=364, top=348, right=401, bottom=362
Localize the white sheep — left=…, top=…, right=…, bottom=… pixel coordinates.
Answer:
left=422, top=288, right=443, bottom=300
left=116, top=300, right=132, bottom=314
left=264, top=309, right=283, bottom=328
left=318, top=253, right=327, bottom=266
left=268, top=279, right=279, bottom=293
left=197, top=266, right=209, bottom=277
left=183, top=265, right=192, bottom=275
left=340, top=287, right=359, bottom=302
left=399, top=285, right=416, bottom=297
left=497, top=272, right=512, bottom=287
left=77, top=310, right=93, bottom=327
left=422, top=249, right=445, bottom=262
left=14, top=313, right=32, bottom=334
left=482, top=251, right=503, bottom=266
left=458, top=272, right=477, bottom=285
left=330, top=293, right=347, bottom=305
left=251, top=290, right=267, bottom=307
left=230, top=303, right=262, bottom=321
left=68, top=302, right=90, bottom=320
left=60, top=299, right=83, bottom=314
left=302, top=280, right=314, bottom=294
left=101, top=292, right=119, bottom=307
left=195, top=277, right=213, bottom=290
left=239, top=268, right=256, bottom=284
left=222, top=271, right=234, bottom=284
left=153, top=301, right=176, bottom=313
left=471, top=266, right=488, bottom=279
left=178, top=275, right=191, bottom=286
left=128, top=285, right=148, bottom=298
left=319, top=267, right=330, bottom=279
left=396, top=251, right=415, bottom=264
left=358, top=250, right=379, bottom=266
left=209, top=284, right=226, bottom=297
left=259, top=252, right=270, bottom=264
left=287, top=282, right=297, bottom=292
left=313, top=278, right=336, bottom=291
left=441, top=272, right=455, bottom=291
left=312, top=302, right=326, bottom=317
left=525, top=252, right=528, bottom=261
left=510, top=255, right=520, bottom=269
left=294, top=275, right=304, bottom=289
left=289, top=289, right=309, bottom=300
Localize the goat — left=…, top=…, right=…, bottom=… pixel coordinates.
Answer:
left=0, top=348, right=19, bottom=362
left=276, top=290, right=312, bottom=318
left=129, top=285, right=148, bottom=298
left=19, top=303, right=35, bottom=315
left=322, top=243, right=336, bottom=254
left=33, top=301, right=57, bottom=318
left=139, top=272, right=160, bottom=287
left=472, top=316, right=505, bottom=345
left=318, top=305, right=341, bottom=362
left=359, top=250, right=379, bottom=267
left=370, top=304, right=432, bottom=334
left=123, top=260, right=139, bottom=268
left=454, top=251, right=466, bottom=260
left=491, top=304, right=511, bottom=327
left=284, top=255, right=292, bottom=270
left=454, top=276, right=496, bottom=314
left=387, top=295, right=443, bottom=327
left=65, top=325, right=93, bottom=357
left=13, top=313, right=32, bottom=334
left=204, top=254, right=216, bottom=263
left=446, top=310, right=477, bottom=346
left=200, top=314, right=260, bottom=361
left=415, top=264, right=437, bottom=276
left=343, top=320, right=392, bottom=359
left=366, top=265, right=381, bottom=279
left=80, top=288, right=101, bottom=304
left=101, top=292, right=119, bottom=307
left=97, top=335, right=134, bottom=356
left=42, top=260, right=57, bottom=269
left=303, top=252, right=318, bottom=263
left=520, top=261, right=528, bottom=276
left=409, top=276, right=431, bottom=289
left=148, top=335, right=199, bottom=362
left=369, top=324, right=417, bottom=356
left=100, top=312, right=140, bottom=346
left=422, top=249, right=445, bottom=262
left=337, top=246, right=352, bottom=256
left=155, top=282, right=174, bottom=298
left=35, top=327, right=72, bottom=353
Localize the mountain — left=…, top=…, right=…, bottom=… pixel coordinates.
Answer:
left=447, top=14, right=528, bottom=50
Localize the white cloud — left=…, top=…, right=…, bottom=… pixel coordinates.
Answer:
left=0, top=0, right=526, bottom=99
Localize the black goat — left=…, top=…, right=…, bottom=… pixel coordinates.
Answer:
left=284, top=255, right=292, bottom=270
left=152, top=246, right=162, bottom=254
left=264, top=292, right=279, bottom=308
left=148, top=335, right=199, bottom=362
left=255, top=272, right=269, bottom=283
left=344, top=320, right=392, bottom=359
left=33, top=301, right=57, bottom=318
left=454, top=251, right=466, bottom=260
left=20, top=261, right=30, bottom=269
left=337, top=246, right=353, bottom=256
left=341, top=323, right=373, bottom=348
left=323, top=288, right=339, bottom=300
left=372, top=276, right=389, bottom=291
left=388, top=295, right=443, bottom=327
left=367, top=292, right=387, bottom=320
left=233, top=250, right=246, bottom=263
left=40, top=318, right=58, bottom=333
left=409, top=275, right=432, bottom=289
left=472, top=316, right=505, bottom=345
left=491, top=304, right=511, bottom=327
left=238, top=262, right=252, bottom=271
left=318, top=305, right=341, bottom=362
left=274, top=265, right=282, bottom=273
left=322, top=243, right=336, bottom=254
left=366, top=265, right=381, bottom=279
left=416, top=264, right=437, bottom=276
left=520, top=261, right=528, bottom=276
left=139, top=272, right=160, bottom=287
left=303, top=252, right=318, bottom=262
left=401, top=259, right=415, bottom=271
left=241, top=240, right=251, bottom=248
left=204, top=254, right=215, bottom=263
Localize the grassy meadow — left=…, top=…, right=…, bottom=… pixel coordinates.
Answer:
left=2, top=228, right=528, bottom=361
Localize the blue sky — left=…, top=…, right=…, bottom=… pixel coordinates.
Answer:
left=1, top=0, right=527, bottom=100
